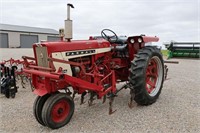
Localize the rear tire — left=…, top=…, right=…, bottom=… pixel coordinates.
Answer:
left=42, top=93, right=75, bottom=129
left=129, top=46, right=164, bottom=105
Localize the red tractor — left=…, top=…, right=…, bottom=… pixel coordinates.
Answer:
left=23, top=4, right=164, bottom=129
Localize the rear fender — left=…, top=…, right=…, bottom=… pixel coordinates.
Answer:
left=127, top=35, right=159, bottom=44
left=127, top=35, right=159, bottom=60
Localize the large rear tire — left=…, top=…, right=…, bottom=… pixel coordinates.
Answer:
left=41, top=93, right=75, bottom=129
left=129, top=46, right=164, bottom=105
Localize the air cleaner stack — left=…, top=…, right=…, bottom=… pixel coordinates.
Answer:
left=65, top=3, right=74, bottom=41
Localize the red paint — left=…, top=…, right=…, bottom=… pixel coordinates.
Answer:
left=23, top=35, right=159, bottom=97
left=33, top=40, right=110, bottom=54
left=146, top=58, right=158, bottom=93
left=51, top=99, right=70, bottom=123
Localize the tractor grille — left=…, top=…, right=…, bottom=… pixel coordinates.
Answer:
left=35, top=47, right=49, bottom=67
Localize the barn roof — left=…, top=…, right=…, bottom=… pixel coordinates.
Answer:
left=0, top=23, right=58, bottom=35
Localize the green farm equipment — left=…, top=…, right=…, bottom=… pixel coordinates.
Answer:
left=165, top=42, right=200, bottom=59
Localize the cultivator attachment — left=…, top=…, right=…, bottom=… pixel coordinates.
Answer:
left=164, top=42, right=200, bottom=59
left=1, top=62, right=18, bottom=98
left=0, top=58, right=35, bottom=98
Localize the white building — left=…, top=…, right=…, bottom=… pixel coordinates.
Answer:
left=0, top=24, right=59, bottom=48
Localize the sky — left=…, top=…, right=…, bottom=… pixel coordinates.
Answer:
left=0, top=0, right=199, bottom=47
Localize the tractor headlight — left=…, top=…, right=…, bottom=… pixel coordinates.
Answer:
left=130, top=39, right=135, bottom=43
left=138, top=38, right=143, bottom=43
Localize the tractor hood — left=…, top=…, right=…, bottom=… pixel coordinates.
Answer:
left=33, top=40, right=111, bottom=53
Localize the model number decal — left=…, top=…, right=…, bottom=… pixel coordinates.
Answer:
left=65, top=50, right=95, bottom=56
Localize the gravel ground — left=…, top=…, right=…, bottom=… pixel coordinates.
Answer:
left=0, top=58, right=200, bottom=133
left=0, top=48, right=33, bottom=61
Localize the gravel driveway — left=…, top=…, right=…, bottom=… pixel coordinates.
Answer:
left=0, top=58, right=200, bottom=133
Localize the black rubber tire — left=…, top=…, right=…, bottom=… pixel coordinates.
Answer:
left=33, top=94, right=51, bottom=126
left=5, top=88, right=10, bottom=98
left=11, top=93, right=15, bottom=98
left=41, top=93, right=75, bottom=129
left=129, top=46, right=164, bottom=105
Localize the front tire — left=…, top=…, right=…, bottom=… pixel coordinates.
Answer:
left=42, top=93, right=75, bottom=129
left=129, top=46, right=164, bottom=105
left=33, top=94, right=51, bottom=126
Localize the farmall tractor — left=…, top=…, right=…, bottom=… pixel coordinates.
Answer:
left=23, top=4, right=165, bottom=129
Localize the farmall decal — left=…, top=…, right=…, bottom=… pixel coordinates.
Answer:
left=65, top=50, right=96, bottom=56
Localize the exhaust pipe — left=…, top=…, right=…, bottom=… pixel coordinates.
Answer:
left=65, top=3, right=74, bottom=41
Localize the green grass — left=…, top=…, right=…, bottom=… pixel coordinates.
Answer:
left=161, top=50, right=168, bottom=56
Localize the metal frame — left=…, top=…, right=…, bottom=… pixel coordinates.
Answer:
left=23, top=35, right=159, bottom=98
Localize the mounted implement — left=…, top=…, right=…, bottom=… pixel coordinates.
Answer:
left=1, top=63, right=18, bottom=98
left=0, top=59, right=21, bottom=98
left=164, top=42, right=200, bottom=59
left=23, top=4, right=165, bottom=129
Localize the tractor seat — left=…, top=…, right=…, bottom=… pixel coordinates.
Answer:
left=91, top=35, right=128, bottom=51
left=115, top=36, right=127, bottom=44
left=113, top=36, right=128, bottom=51
left=113, top=44, right=127, bottom=51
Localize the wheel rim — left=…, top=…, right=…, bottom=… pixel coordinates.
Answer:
left=51, top=99, right=70, bottom=123
left=146, top=56, right=163, bottom=97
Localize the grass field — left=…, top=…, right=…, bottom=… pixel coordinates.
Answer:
left=161, top=50, right=168, bottom=56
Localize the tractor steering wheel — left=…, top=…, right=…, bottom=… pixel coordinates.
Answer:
left=101, top=29, right=118, bottom=43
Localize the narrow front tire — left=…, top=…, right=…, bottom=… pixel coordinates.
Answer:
left=42, top=93, right=75, bottom=129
